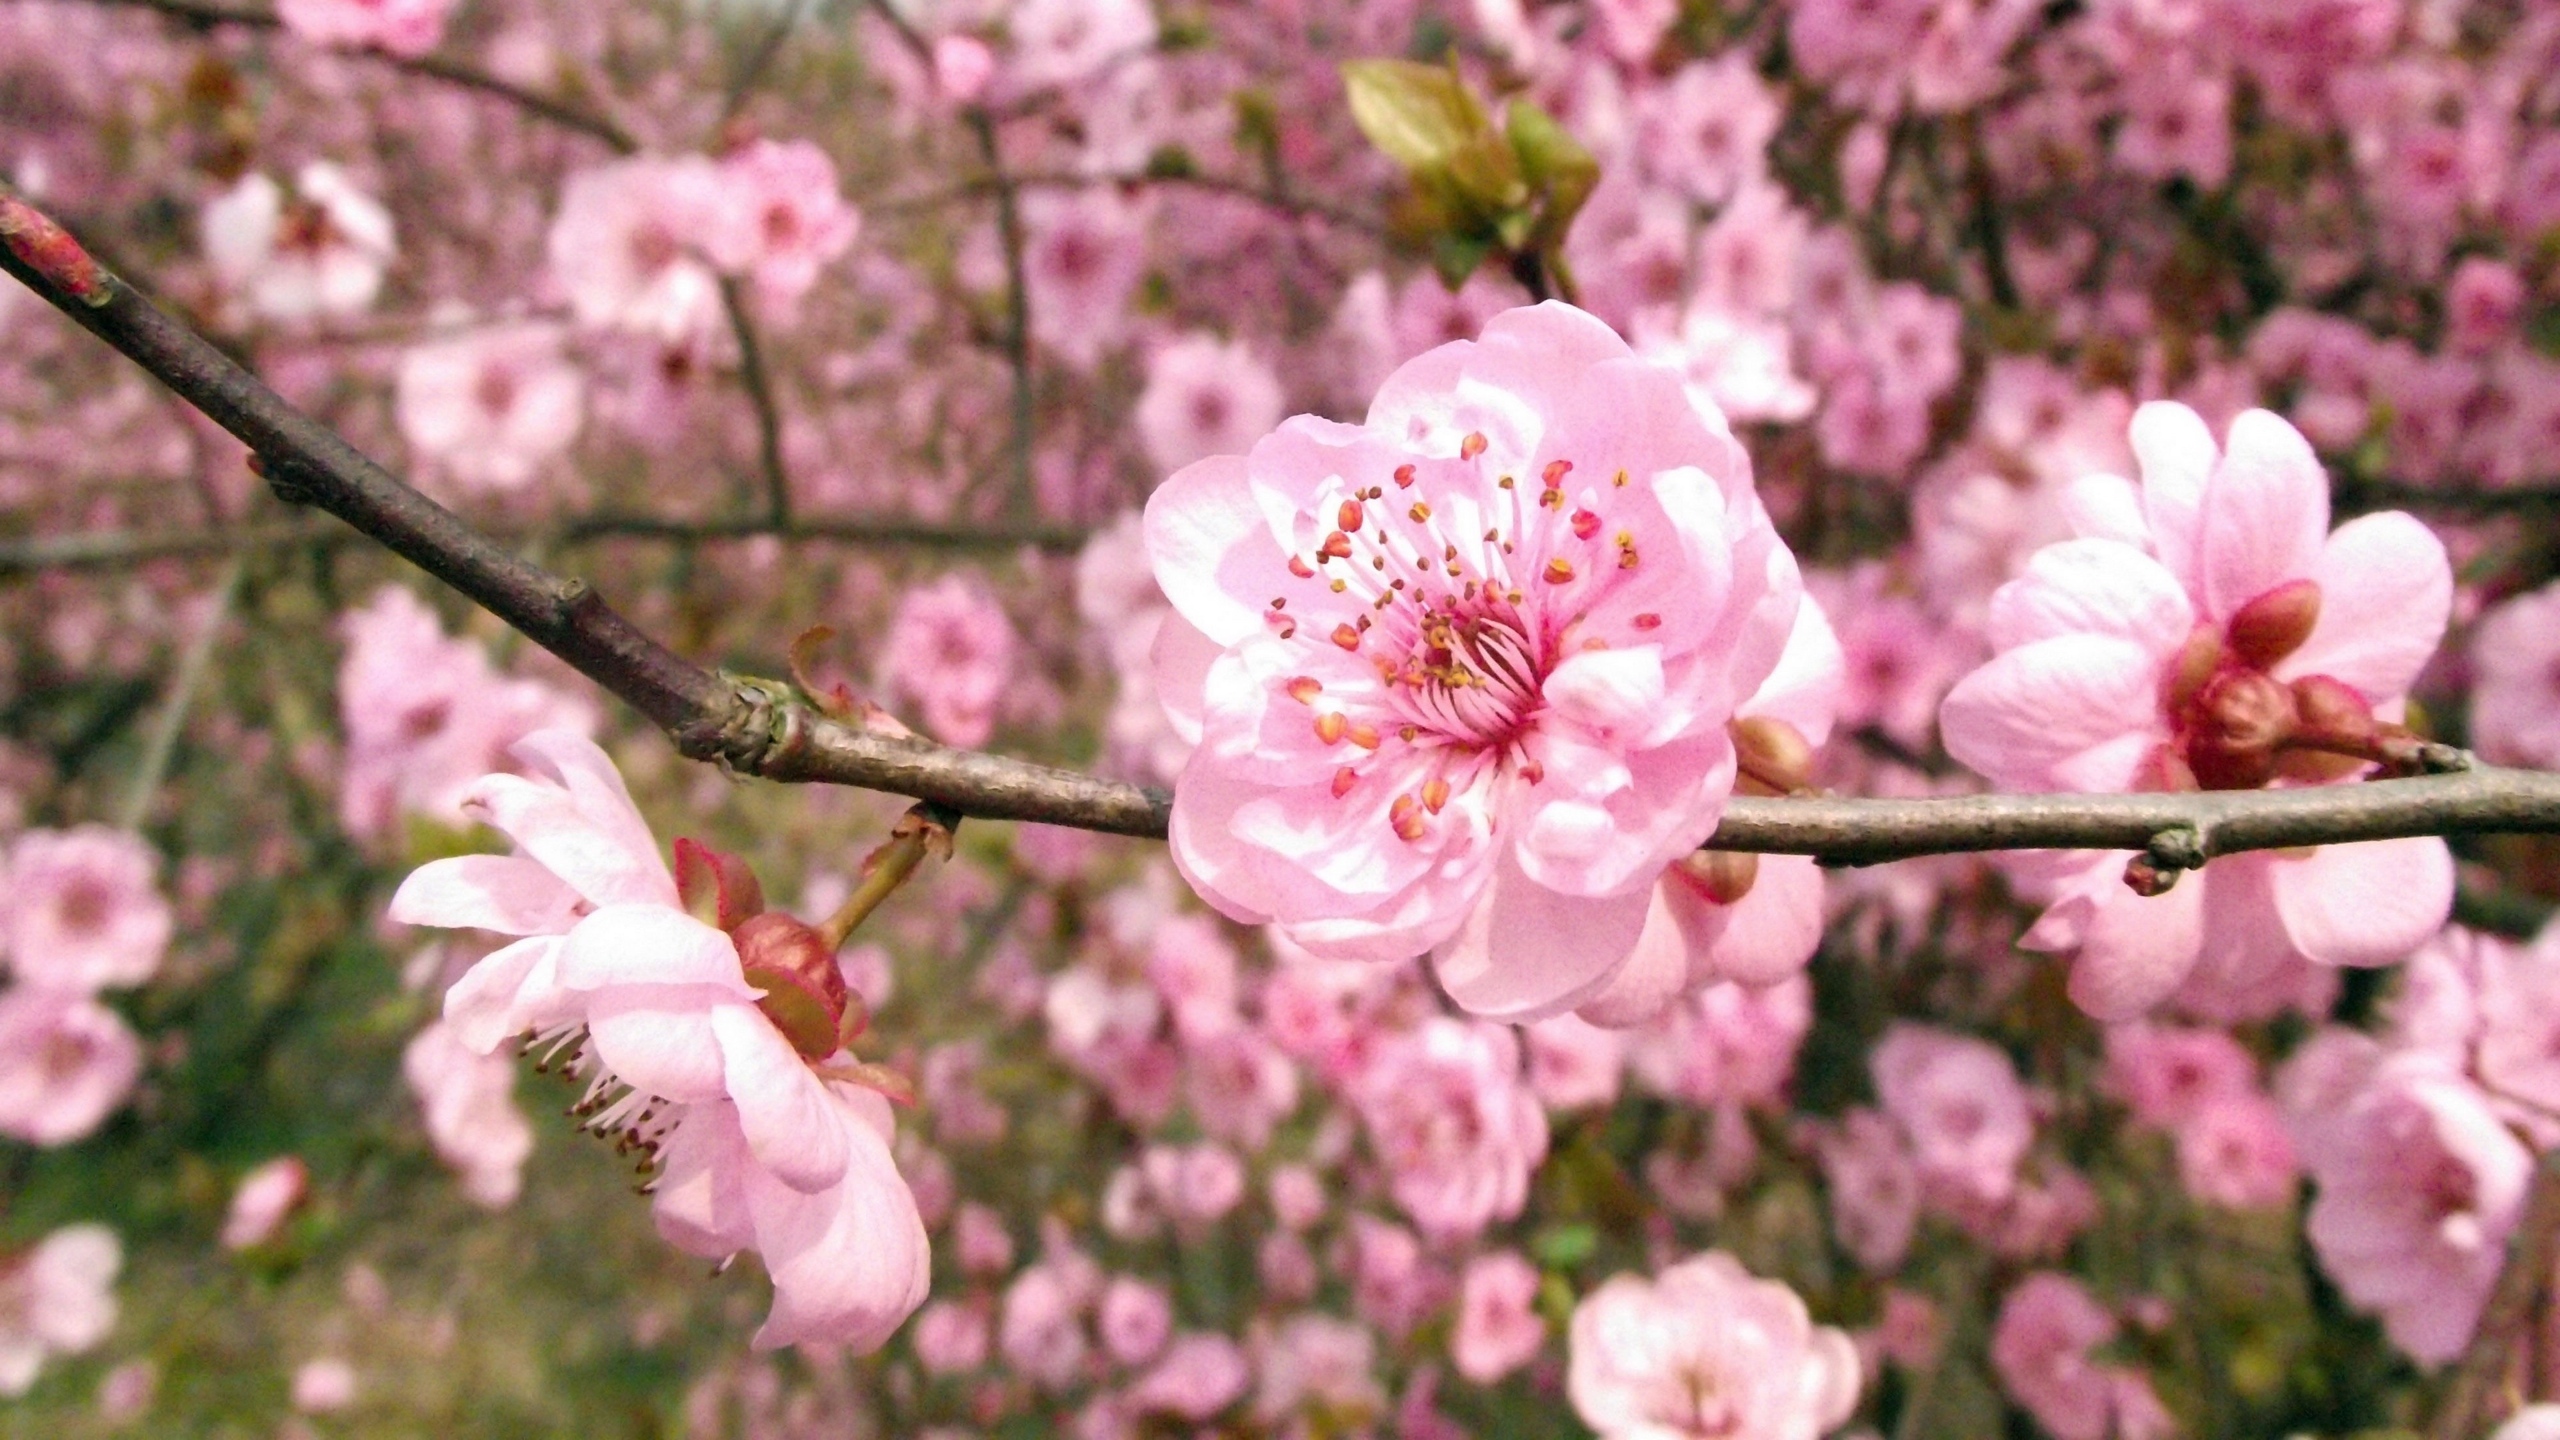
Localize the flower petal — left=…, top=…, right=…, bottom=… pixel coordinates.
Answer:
left=2279, top=511, right=2451, bottom=702
left=1680, top=852, right=1825, bottom=989
left=745, top=1090, right=931, bottom=1353
left=442, top=934, right=569, bottom=1052
left=389, top=854, right=582, bottom=935
left=1740, top=599, right=1845, bottom=749
left=1572, top=886, right=1690, bottom=1029
left=1939, top=635, right=2164, bottom=792
left=556, top=905, right=751, bottom=994
left=2130, top=400, right=2217, bottom=594
left=584, top=994, right=730, bottom=1103
left=1144, top=453, right=1298, bottom=647
left=1431, top=856, right=1653, bottom=1021
left=2059, top=866, right=2205, bottom=1019
left=714, top=1004, right=851, bottom=1194
left=2198, top=409, right=2330, bottom=621
left=1983, top=539, right=2192, bottom=652
left=2270, top=837, right=2453, bottom=968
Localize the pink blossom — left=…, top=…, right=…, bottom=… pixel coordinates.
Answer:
left=546, top=157, right=728, bottom=341
left=2102, top=1022, right=2258, bottom=1127
left=999, top=1261, right=1092, bottom=1389
left=1871, top=1023, right=2033, bottom=1206
left=290, top=1357, right=358, bottom=1414
left=1098, top=1276, right=1172, bottom=1365
left=877, top=574, right=1018, bottom=748
left=220, top=1157, right=308, bottom=1251
left=1805, top=1108, right=1920, bottom=1272
left=1268, top=1164, right=1326, bottom=1230
left=1145, top=303, right=1803, bottom=1018
left=1567, top=1250, right=1860, bottom=1440
left=1135, top=333, right=1286, bottom=475
left=395, top=322, right=587, bottom=496
left=2469, top=580, right=2560, bottom=771
left=0, top=1225, right=119, bottom=1397
left=1592, top=0, right=1679, bottom=63
left=953, top=1201, right=1016, bottom=1275
left=2, top=826, right=169, bottom=993
left=1522, top=1013, right=1626, bottom=1112
left=2495, top=1407, right=2560, bottom=1440
left=2291, top=1052, right=2531, bottom=1363
left=1183, top=1029, right=1299, bottom=1150
left=1450, top=1250, right=1545, bottom=1384
left=2176, top=1092, right=2298, bottom=1209
left=1023, top=189, right=1150, bottom=370
left=402, top=1018, right=534, bottom=1210
left=2442, top=258, right=2524, bottom=354
left=275, top=0, right=455, bottom=57
left=1638, top=53, right=1780, bottom=205
left=1125, top=1333, right=1249, bottom=1419
left=703, top=140, right=860, bottom=311
left=1137, top=1141, right=1246, bottom=1227
left=999, top=0, right=1158, bottom=96
left=1989, top=1273, right=2139, bottom=1440
left=202, top=163, right=395, bottom=324
left=0, top=990, right=142, bottom=1146
left=1939, top=402, right=2456, bottom=1017
left=1635, top=297, right=1817, bottom=426
left=1350, top=1018, right=1548, bottom=1240
left=1627, top=975, right=1813, bottom=1106
left=912, top=1299, right=990, bottom=1374
left=2113, top=66, right=2232, bottom=188
left=388, top=730, right=930, bottom=1352
left=1387, top=269, right=1521, bottom=361
left=1253, top=1313, right=1383, bottom=1424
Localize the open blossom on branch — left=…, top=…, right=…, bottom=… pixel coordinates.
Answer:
left=1567, top=1249, right=1859, bottom=1440
left=201, top=164, right=395, bottom=325
left=1144, top=302, right=1803, bottom=1020
left=387, top=730, right=929, bottom=1351
left=1938, top=402, right=2455, bottom=1018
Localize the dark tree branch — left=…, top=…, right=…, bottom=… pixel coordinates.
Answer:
left=719, top=279, right=795, bottom=526
left=11, top=190, right=2560, bottom=866
left=87, top=0, right=640, bottom=154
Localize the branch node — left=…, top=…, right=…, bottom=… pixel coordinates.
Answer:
left=675, top=675, right=807, bottom=779
left=248, top=453, right=323, bottom=507
left=2145, top=824, right=2209, bottom=872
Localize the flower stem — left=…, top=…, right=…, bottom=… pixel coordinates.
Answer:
left=815, top=806, right=958, bottom=950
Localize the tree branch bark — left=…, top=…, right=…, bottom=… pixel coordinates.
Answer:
left=11, top=190, right=2560, bottom=866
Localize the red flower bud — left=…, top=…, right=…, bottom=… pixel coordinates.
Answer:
left=673, top=837, right=765, bottom=932
left=733, top=912, right=848, bottom=1061
left=1730, top=716, right=1815, bottom=797
left=1675, top=849, right=1761, bottom=906
left=2160, top=625, right=2225, bottom=718
left=2226, top=579, right=2323, bottom=670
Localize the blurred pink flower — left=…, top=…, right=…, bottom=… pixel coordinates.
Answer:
left=1940, top=402, right=2455, bottom=1017
left=402, top=1017, right=534, bottom=1209
left=1000, top=0, right=1158, bottom=96
left=1522, top=1013, right=1626, bottom=1112
left=1098, top=1276, right=1172, bottom=1365
left=1637, top=53, right=1780, bottom=205
left=1567, top=1250, right=1860, bottom=1440
left=546, top=157, right=728, bottom=341
left=202, top=163, right=395, bottom=324
left=395, top=322, right=587, bottom=496
left=913, top=1299, right=991, bottom=1374
left=2102, top=1021, right=2258, bottom=1127
left=276, top=0, right=454, bottom=56
left=3, top=825, right=169, bottom=994
left=1023, top=189, right=1150, bottom=370
left=1253, top=1314, right=1383, bottom=1424
left=1627, top=974, right=1812, bottom=1107
left=0, top=990, right=142, bottom=1146
left=2469, top=580, right=2560, bottom=772
left=879, top=574, right=1018, bottom=748
left=389, top=730, right=929, bottom=1352
left=1351, top=1018, right=1547, bottom=1240
left=704, top=139, right=860, bottom=311
left=1125, top=1333, right=1249, bottom=1419
left=219, top=1157, right=308, bottom=1251
left=1145, top=303, right=1803, bottom=1018
left=1805, top=1108, right=1920, bottom=1271
left=1135, top=333, right=1286, bottom=475
left=999, top=1261, right=1092, bottom=1389
left=1989, top=1273, right=2153, bottom=1440
left=290, top=1357, right=357, bottom=1414
left=2176, top=1091, right=2299, bottom=1210
left=0, top=1225, right=119, bottom=1397
left=1450, top=1250, right=1545, bottom=1384
left=2290, top=1050, right=2531, bottom=1363
left=1871, top=1023, right=2033, bottom=1206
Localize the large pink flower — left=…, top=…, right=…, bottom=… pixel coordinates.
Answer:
left=388, top=729, right=929, bottom=1351
left=1144, top=302, right=1803, bottom=1020
left=1939, top=402, right=2455, bottom=1017
left=1567, top=1250, right=1860, bottom=1440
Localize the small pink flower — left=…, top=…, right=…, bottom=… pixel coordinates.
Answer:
left=2291, top=1052, right=2531, bottom=1363
left=1626, top=975, right=1813, bottom=1106
left=1989, top=1273, right=2137, bottom=1440
left=999, top=1262, right=1091, bottom=1389
left=1567, top=1250, right=1860, bottom=1440
left=1135, top=333, right=1286, bottom=475
left=1145, top=303, right=1804, bottom=1019
left=1450, top=1250, right=1545, bottom=1384
left=202, top=164, right=395, bottom=324
left=1125, top=1333, right=1249, bottom=1420
left=1637, top=53, right=1781, bottom=206
left=219, top=1158, right=308, bottom=1251
left=1805, top=1108, right=1920, bottom=1272
left=1871, top=1023, right=2033, bottom=1207
left=704, top=140, right=860, bottom=312
left=2468, top=580, right=2560, bottom=772
left=1023, top=189, right=1150, bottom=370
left=1351, top=1018, right=1548, bottom=1241
left=0, top=1225, right=120, bottom=1397
left=546, top=157, right=728, bottom=341
left=1522, top=1013, right=1626, bottom=1112
left=3, top=826, right=169, bottom=994
left=0, top=990, right=141, bottom=1146
left=878, top=575, right=1018, bottom=749
left=389, top=730, right=929, bottom=1352
left=999, top=0, right=1157, bottom=95
left=2177, top=1091, right=2299, bottom=1210
left=395, top=322, right=587, bottom=496
left=290, top=1357, right=357, bottom=1414
left=2102, top=1021, right=2258, bottom=1127
left=275, top=0, right=455, bottom=56
left=912, top=1299, right=990, bottom=1374
left=1940, top=402, right=2456, bottom=1017
left=1098, top=1276, right=1172, bottom=1366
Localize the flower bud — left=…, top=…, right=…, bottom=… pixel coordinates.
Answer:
left=2225, top=579, right=2322, bottom=670
left=2185, top=670, right=2297, bottom=790
left=1674, top=849, right=1760, bottom=906
left=2160, top=625, right=2225, bottom=717
left=673, top=837, right=764, bottom=932
left=2274, top=674, right=2381, bottom=783
left=733, top=912, right=848, bottom=1060
left=1729, top=716, right=1814, bottom=797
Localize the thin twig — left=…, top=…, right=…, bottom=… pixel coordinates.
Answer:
left=877, top=170, right=1386, bottom=236
left=86, top=0, right=639, bottom=154
left=117, top=554, right=244, bottom=830
left=968, top=108, right=1038, bottom=507
left=720, top=279, right=794, bottom=526
left=718, top=0, right=809, bottom=128
left=12, top=190, right=2560, bottom=859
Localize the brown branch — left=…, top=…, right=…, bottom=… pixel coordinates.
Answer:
left=2431, top=1149, right=2560, bottom=1440
left=719, top=279, right=794, bottom=526
left=88, top=0, right=640, bottom=154
left=0, top=513, right=1092, bottom=577
left=876, top=169, right=1386, bottom=237
left=966, top=108, right=1037, bottom=507
left=11, top=190, right=2560, bottom=865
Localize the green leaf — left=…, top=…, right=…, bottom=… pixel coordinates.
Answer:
left=1505, top=98, right=1599, bottom=250
left=1530, top=1223, right=1598, bottom=1268
left=1342, top=58, right=1489, bottom=172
